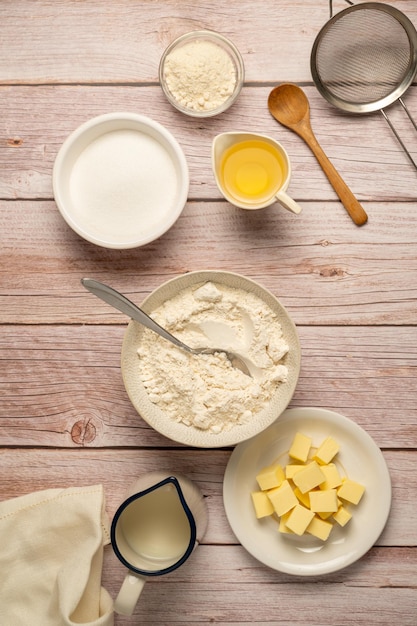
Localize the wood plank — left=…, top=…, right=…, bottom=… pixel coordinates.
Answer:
left=108, top=584, right=417, bottom=625
left=101, top=543, right=417, bottom=624
left=0, top=449, right=412, bottom=545
left=1, top=0, right=415, bottom=91
left=106, top=545, right=417, bottom=590
left=0, top=0, right=364, bottom=84
left=1, top=325, right=415, bottom=448
left=102, top=546, right=417, bottom=626
left=0, top=85, right=415, bottom=200
left=1, top=200, right=416, bottom=325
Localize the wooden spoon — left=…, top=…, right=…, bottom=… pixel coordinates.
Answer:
left=268, top=83, right=368, bottom=226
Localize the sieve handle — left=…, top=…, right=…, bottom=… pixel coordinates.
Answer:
left=303, top=129, right=368, bottom=226
left=381, top=104, right=417, bottom=171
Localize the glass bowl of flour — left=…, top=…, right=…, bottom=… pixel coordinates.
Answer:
left=121, top=271, right=301, bottom=448
left=53, top=113, right=189, bottom=248
left=159, top=30, right=245, bottom=117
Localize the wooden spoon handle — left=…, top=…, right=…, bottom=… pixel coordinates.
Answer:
left=301, top=128, right=368, bottom=226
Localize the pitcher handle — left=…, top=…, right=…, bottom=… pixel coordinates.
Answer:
left=274, top=190, right=302, bottom=214
left=114, top=572, right=146, bottom=616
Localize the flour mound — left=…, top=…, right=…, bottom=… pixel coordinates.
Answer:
left=137, top=282, right=289, bottom=434
left=163, top=40, right=236, bottom=112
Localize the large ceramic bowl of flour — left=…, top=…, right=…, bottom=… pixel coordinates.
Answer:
left=53, top=113, right=189, bottom=248
left=121, top=271, right=301, bottom=448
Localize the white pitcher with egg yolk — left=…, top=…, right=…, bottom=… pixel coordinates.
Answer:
left=111, top=472, right=208, bottom=616
left=212, top=131, right=302, bottom=214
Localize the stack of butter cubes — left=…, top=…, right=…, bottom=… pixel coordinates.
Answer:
left=251, top=432, right=365, bottom=541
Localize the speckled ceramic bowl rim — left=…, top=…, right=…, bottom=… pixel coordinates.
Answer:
left=159, top=30, right=245, bottom=118
left=121, top=270, right=301, bottom=448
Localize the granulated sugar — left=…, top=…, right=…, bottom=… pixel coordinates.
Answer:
left=137, top=282, right=289, bottom=434
left=69, top=129, right=178, bottom=244
left=163, top=40, right=236, bottom=112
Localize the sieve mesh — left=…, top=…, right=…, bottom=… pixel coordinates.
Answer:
left=313, top=7, right=414, bottom=105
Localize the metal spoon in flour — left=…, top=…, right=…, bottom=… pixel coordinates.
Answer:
left=81, top=278, right=251, bottom=377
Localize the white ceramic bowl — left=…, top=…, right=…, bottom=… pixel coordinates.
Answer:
left=159, top=30, right=244, bottom=117
left=53, top=113, right=189, bottom=249
left=223, top=407, right=392, bottom=575
left=121, top=270, right=301, bottom=448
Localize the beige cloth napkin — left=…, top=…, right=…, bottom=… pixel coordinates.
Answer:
left=0, top=484, right=114, bottom=626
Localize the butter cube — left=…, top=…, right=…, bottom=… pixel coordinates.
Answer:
left=278, top=511, right=294, bottom=534
left=256, top=463, right=285, bottom=491
left=306, top=515, right=333, bottom=541
left=318, top=499, right=342, bottom=519
left=251, top=491, right=274, bottom=518
left=292, top=461, right=325, bottom=494
left=285, top=504, right=315, bottom=536
left=314, top=436, right=340, bottom=464
left=289, top=432, right=312, bottom=462
left=338, top=479, right=365, bottom=505
left=316, top=510, right=334, bottom=520
left=319, top=463, right=343, bottom=490
left=267, top=480, right=298, bottom=516
left=285, top=464, right=305, bottom=480
left=293, top=486, right=311, bottom=509
left=333, top=505, right=352, bottom=527
left=251, top=429, right=366, bottom=542
left=309, top=489, right=339, bottom=513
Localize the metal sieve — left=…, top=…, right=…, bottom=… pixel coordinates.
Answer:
left=311, top=2, right=417, bottom=169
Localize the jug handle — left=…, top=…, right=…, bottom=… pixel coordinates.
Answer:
left=114, top=572, right=146, bottom=616
left=274, top=190, right=302, bottom=214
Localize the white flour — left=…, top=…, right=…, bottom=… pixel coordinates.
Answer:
left=163, top=40, right=236, bottom=112
left=137, top=282, right=289, bottom=434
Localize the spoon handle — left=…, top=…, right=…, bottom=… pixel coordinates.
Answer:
left=300, top=127, right=368, bottom=226
left=81, top=278, right=194, bottom=353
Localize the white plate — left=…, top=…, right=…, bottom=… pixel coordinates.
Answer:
left=223, top=407, right=391, bottom=575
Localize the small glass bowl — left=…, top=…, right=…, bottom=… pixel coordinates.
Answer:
left=159, top=30, right=245, bottom=118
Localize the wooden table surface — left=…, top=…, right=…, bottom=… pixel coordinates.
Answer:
left=1, top=0, right=416, bottom=624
